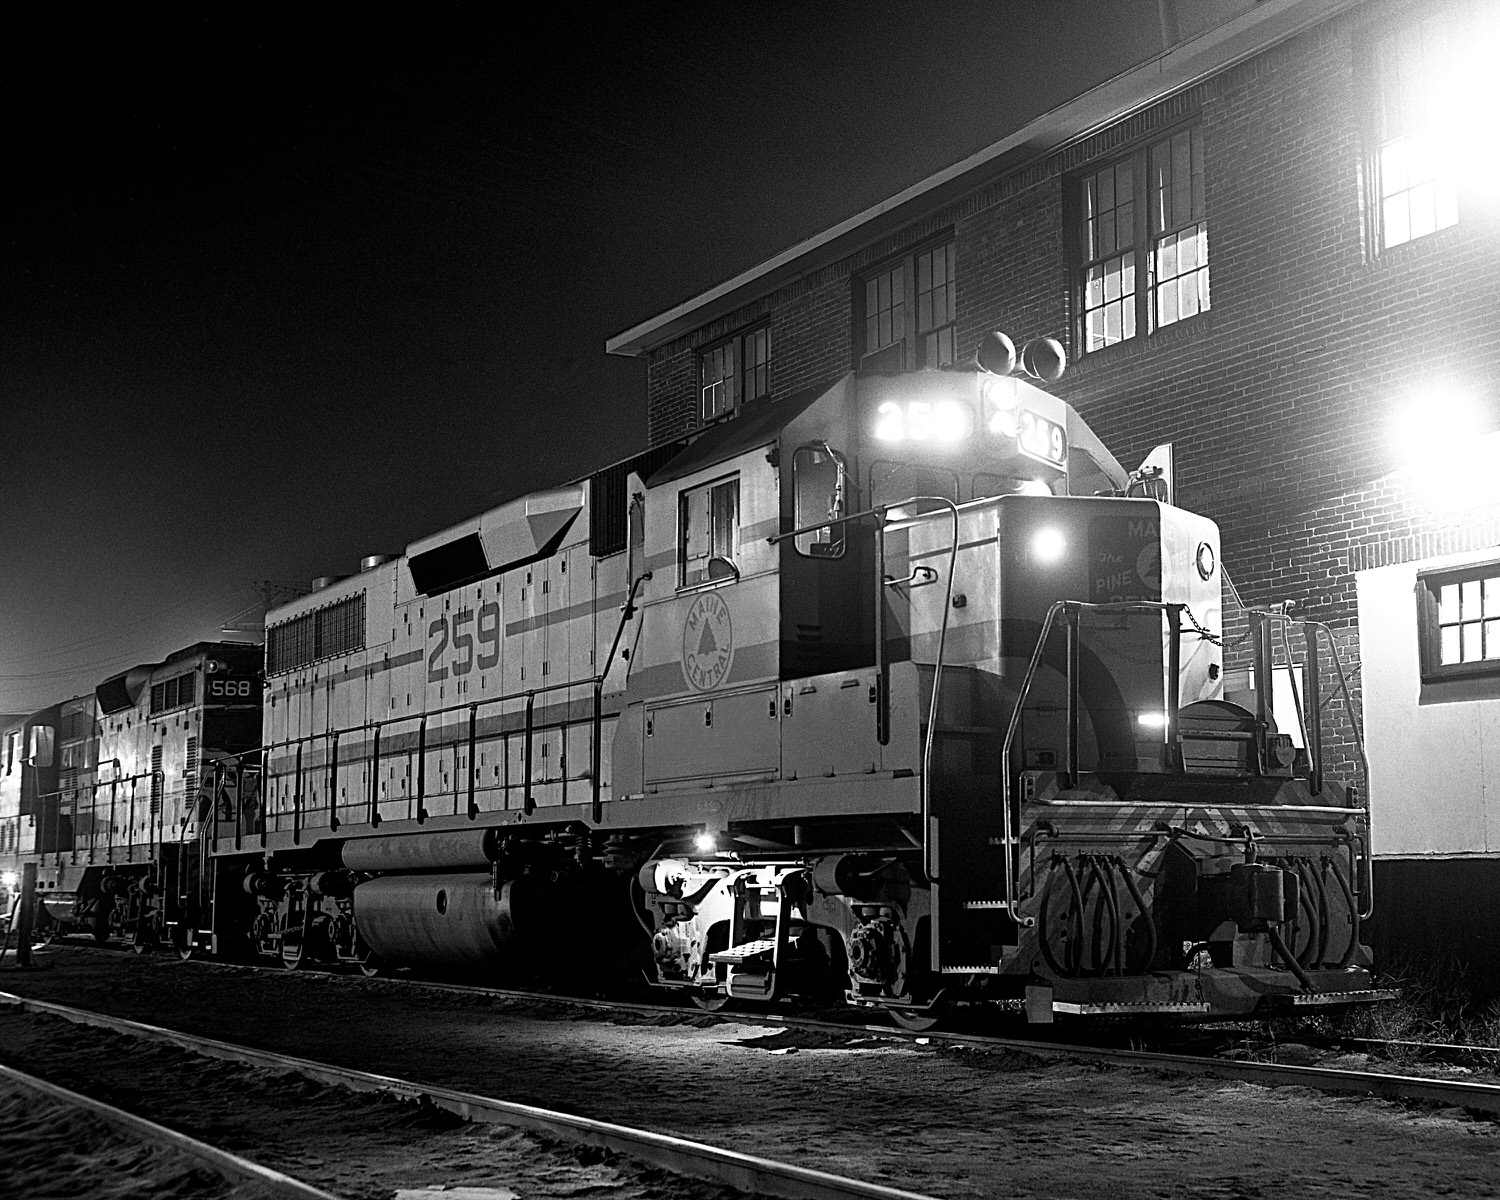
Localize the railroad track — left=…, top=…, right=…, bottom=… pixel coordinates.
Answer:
left=35, top=940, right=1500, bottom=1117
left=0, top=1059, right=341, bottom=1199
left=0, top=987, right=942, bottom=1200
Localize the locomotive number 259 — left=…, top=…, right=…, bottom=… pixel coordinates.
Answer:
left=428, top=603, right=502, bottom=682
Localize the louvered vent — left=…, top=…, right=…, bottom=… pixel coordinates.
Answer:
left=150, top=745, right=163, bottom=817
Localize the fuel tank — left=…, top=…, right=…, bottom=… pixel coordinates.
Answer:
left=351, top=871, right=548, bottom=969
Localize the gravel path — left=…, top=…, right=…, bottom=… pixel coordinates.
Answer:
left=2, top=944, right=1497, bottom=1198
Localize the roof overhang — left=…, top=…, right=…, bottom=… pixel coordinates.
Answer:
left=606, top=0, right=1363, bottom=359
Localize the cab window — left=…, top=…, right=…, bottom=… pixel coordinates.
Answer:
left=793, top=446, right=847, bottom=558
left=680, top=475, right=740, bottom=587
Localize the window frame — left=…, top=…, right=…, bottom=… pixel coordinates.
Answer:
left=855, top=236, right=957, bottom=372
left=678, top=473, right=741, bottom=590
left=698, top=323, right=772, bottom=426
left=1416, top=560, right=1500, bottom=682
left=1069, top=120, right=1210, bottom=356
left=1361, top=7, right=1464, bottom=254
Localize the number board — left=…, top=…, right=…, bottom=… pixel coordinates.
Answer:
left=1017, top=409, right=1067, bottom=467
left=206, top=676, right=261, bottom=703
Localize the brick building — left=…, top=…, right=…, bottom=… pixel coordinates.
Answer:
left=609, top=0, right=1500, bottom=990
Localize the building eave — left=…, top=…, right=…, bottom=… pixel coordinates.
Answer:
left=605, top=0, right=1364, bottom=359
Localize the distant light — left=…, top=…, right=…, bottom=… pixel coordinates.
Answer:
left=1016, top=480, right=1052, bottom=497
left=0, top=871, right=16, bottom=891
left=1137, top=713, right=1168, bottom=729
left=1031, top=528, right=1066, bottom=562
left=694, top=831, right=717, bottom=854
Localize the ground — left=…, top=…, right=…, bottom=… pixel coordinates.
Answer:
left=0, top=944, right=1497, bottom=1198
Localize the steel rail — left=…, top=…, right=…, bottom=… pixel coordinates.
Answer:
left=0, top=989, right=941, bottom=1200
left=37, top=943, right=1500, bottom=1119
left=159, top=952, right=1494, bottom=1116
left=0, top=1060, right=342, bottom=1199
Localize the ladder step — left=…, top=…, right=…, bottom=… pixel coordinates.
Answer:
left=709, top=937, right=777, bottom=965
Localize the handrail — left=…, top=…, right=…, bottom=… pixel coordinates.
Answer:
left=1000, top=599, right=1191, bottom=926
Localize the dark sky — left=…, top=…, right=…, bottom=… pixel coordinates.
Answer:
left=1, top=2, right=1165, bottom=712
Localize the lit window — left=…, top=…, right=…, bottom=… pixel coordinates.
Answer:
left=1150, top=128, right=1209, bottom=328
left=1079, top=159, right=1137, bottom=351
left=1074, top=126, right=1209, bottom=355
left=915, top=243, right=957, bottom=367
left=679, top=476, right=740, bottom=588
left=699, top=326, right=771, bottom=425
left=1368, top=14, right=1461, bottom=250
left=1418, top=562, right=1500, bottom=680
left=859, top=240, right=955, bottom=371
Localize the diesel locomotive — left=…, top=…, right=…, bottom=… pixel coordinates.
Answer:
left=4, top=336, right=1383, bottom=1024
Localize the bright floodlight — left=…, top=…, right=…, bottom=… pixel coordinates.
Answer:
left=1392, top=385, right=1500, bottom=510
left=694, top=831, right=717, bottom=854
left=1137, top=713, right=1168, bottom=729
left=1031, top=527, right=1066, bottom=563
left=0, top=871, right=17, bottom=891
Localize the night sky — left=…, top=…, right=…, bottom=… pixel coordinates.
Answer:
left=2, top=3, right=1165, bottom=712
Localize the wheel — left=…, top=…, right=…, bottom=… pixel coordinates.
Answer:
left=356, top=949, right=383, bottom=978
left=690, top=990, right=734, bottom=1013
left=172, top=927, right=196, bottom=962
left=887, top=1004, right=943, bottom=1033
left=281, top=927, right=305, bottom=970
left=131, top=938, right=151, bottom=956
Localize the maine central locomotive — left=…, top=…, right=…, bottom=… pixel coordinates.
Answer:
left=4, top=337, right=1382, bottom=1024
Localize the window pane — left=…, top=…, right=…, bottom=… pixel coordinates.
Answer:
left=1087, top=265, right=1104, bottom=309
left=1101, top=208, right=1116, bottom=256
left=1442, top=624, right=1461, bottom=664
left=1086, top=308, right=1104, bottom=352
left=1486, top=578, right=1500, bottom=618
left=1381, top=140, right=1409, bottom=197
left=1157, top=277, right=1178, bottom=326
left=1105, top=302, right=1121, bottom=343
left=918, top=291, right=932, bottom=332
left=1098, top=166, right=1114, bottom=212
left=1384, top=195, right=1410, bottom=247
left=1463, top=580, right=1483, bottom=620
left=1103, top=259, right=1120, bottom=303
left=1117, top=200, right=1133, bottom=250
left=1179, top=274, right=1200, bottom=319
left=1488, top=620, right=1500, bottom=661
left=917, top=250, right=931, bottom=293
left=1464, top=622, right=1483, bottom=663
left=1159, top=233, right=1177, bottom=278
left=1172, top=132, right=1192, bottom=228
left=1410, top=180, right=1437, bottom=239
left=1440, top=582, right=1460, bottom=625
left=938, top=326, right=953, bottom=366
left=1123, top=299, right=1137, bottom=341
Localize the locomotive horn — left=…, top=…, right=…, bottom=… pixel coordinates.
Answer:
left=976, top=330, right=1017, bottom=376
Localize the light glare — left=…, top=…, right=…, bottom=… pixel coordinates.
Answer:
left=1137, top=713, right=1168, bottom=729
left=694, top=832, right=717, bottom=854
left=1031, top=528, right=1066, bottom=562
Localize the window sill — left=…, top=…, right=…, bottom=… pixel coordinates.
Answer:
left=1068, top=310, right=1215, bottom=375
